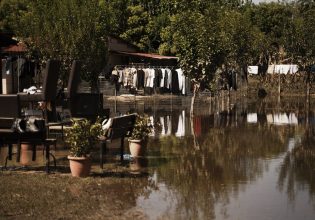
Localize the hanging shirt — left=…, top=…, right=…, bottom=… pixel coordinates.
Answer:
left=247, top=66, right=258, bottom=75
left=149, top=68, right=155, bottom=88
left=267, top=65, right=275, bottom=74
left=144, top=68, right=150, bottom=87
left=176, top=68, right=186, bottom=95
left=165, top=68, right=172, bottom=89
left=247, top=113, right=258, bottom=124
left=160, top=69, right=166, bottom=87
left=130, top=68, right=137, bottom=88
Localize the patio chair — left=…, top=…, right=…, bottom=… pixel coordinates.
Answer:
left=0, top=95, right=20, bottom=162
left=18, top=59, right=61, bottom=122
left=0, top=94, right=56, bottom=173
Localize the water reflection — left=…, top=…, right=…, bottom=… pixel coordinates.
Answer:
left=135, top=102, right=315, bottom=219
left=278, top=125, right=315, bottom=202
left=2, top=98, right=315, bottom=219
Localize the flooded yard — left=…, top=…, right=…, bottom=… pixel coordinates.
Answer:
left=1, top=96, right=315, bottom=219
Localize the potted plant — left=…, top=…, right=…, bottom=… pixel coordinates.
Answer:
left=65, top=118, right=102, bottom=177
left=128, top=114, right=153, bottom=157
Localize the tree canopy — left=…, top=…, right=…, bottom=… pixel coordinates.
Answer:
left=1, top=0, right=315, bottom=87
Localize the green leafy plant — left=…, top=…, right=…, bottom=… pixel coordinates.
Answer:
left=130, top=115, right=153, bottom=141
left=65, top=118, right=103, bottom=157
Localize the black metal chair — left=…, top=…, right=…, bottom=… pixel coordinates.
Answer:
left=99, top=113, right=137, bottom=169
left=0, top=94, right=56, bottom=173
left=0, top=95, right=21, bottom=165
left=18, top=59, right=61, bottom=102
left=18, top=59, right=61, bottom=123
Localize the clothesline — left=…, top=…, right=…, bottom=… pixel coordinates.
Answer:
left=114, top=64, right=176, bottom=69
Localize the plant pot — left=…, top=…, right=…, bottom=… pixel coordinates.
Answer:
left=20, top=147, right=31, bottom=166
left=68, top=156, right=91, bottom=177
left=128, top=139, right=146, bottom=157
left=21, top=143, right=32, bottom=150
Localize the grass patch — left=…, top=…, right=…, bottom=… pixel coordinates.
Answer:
left=0, top=170, right=152, bottom=220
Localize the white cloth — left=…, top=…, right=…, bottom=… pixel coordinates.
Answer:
left=102, top=118, right=113, bottom=132
left=165, top=68, right=172, bottom=89
left=267, top=114, right=273, bottom=124
left=275, top=65, right=290, bottom=75
left=267, top=64, right=298, bottom=74
left=160, top=117, right=166, bottom=136
left=289, top=65, right=299, bottom=74
left=267, top=65, right=275, bottom=74
left=273, top=113, right=289, bottom=125
left=160, top=69, right=166, bottom=87
left=247, top=66, right=258, bottom=75
left=149, top=69, right=155, bottom=88
left=23, top=86, right=40, bottom=94
left=131, top=68, right=137, bottom=88
left=176, top=68, right=186, bottom=95
left=175, top=110, right=185, bottom=137
left=247, top=113, right=257, bottom=123
left=289, top=113, right=298, bottom=125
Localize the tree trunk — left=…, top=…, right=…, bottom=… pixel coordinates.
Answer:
left=190, top=83, right=200, bottom=150
left=190, top=83, right=200, bottom=117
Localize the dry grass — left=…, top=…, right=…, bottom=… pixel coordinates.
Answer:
left=0, top=169, right=151, bottom=220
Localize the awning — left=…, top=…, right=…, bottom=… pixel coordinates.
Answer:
left=112, top=50, right=178, bottom=60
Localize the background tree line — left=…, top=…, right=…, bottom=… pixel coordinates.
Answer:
left=0, top=0, right=314, bottom=90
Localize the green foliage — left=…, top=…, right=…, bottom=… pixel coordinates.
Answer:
left=120, top=5, right=150, bottom=51
left=0, top=0, right=28, bottom=33
left=7, top=0, right=109, bottom=85
left=130, top=115, right=153, bottom=141
left=1, top=0, right=315, bottom=89
left=65, top=119, right=103, bottom=157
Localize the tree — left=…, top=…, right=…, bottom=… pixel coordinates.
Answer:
left=10, top=0, right=110, bottom=87
left=0, top=0, right=28, bottom=33
left=120, top=4, right=150, bottom=51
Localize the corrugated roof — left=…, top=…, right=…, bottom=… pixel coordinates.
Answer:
left=114, top=51, right=178, bottom=60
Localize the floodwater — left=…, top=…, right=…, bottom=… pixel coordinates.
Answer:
left=109, top=96, right=315, bottom=220
left=2, top=96, right=315, bottom=219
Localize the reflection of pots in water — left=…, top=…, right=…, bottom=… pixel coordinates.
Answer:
left=130, top=157, right=148, bottom=173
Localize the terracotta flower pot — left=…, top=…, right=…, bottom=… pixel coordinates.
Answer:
left=21, top=143, right=32, bottom=151
left=129, top=139, right=146, bottom=157
left=68, top=156, right=91, bottom=177
left=20, top=147, right=31, bottom=166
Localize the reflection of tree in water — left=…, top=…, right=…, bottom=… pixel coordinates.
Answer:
left=153, top=122, right=290, bottom=219
left=278, top=125, right=315, bottom=203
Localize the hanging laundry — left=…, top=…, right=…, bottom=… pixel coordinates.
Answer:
left=267, top=65, right=275, bottom=74
left=136, top=69, right=145, bottom=89
left=247, top=113, right=258, bottom=124
left=247, top=66, right=258, bottom=75
left=176, top=68, right=187, bottom=95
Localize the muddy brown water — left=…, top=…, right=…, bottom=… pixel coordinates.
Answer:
left=2, top=96, right=315, bottom=219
